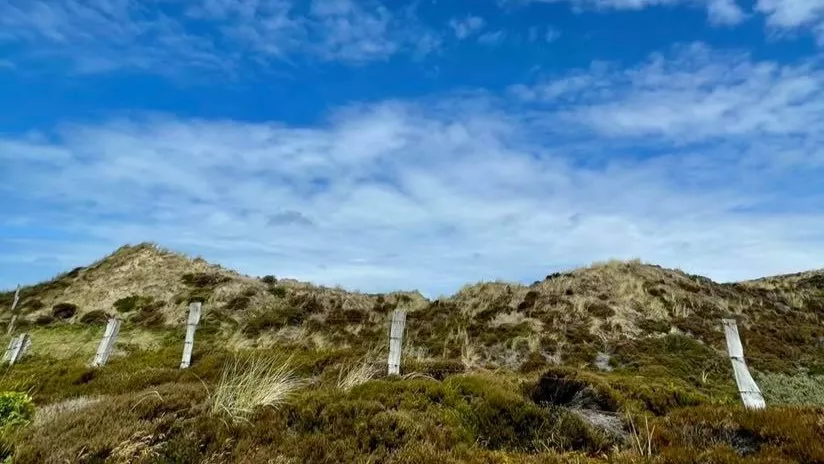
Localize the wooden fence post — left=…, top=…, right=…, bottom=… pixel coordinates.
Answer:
left=91, top=318, right=121, bottom=367
left=6, top=286, right=20, bottom=335
left=9, top=334, right=29, bottom=366
left=387, top=309, right=406, bottom=375
left=721, top=319, right=766, bottom=409
left=3, top=333, right=30, bottom=366
left=3, top=336, right=17, bottom=364
left=180, top=302, right=202, bottom=369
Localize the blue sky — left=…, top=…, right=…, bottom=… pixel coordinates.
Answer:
left=2, top=0, right=824, bottom=296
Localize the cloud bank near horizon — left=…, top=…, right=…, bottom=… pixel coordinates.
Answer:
left=2, top=44, right=824, bottom=296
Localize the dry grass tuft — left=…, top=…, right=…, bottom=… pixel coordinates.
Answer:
left=459, top=329, right=482, bottom=371
left=211, top=355, right=304, bottom=422
left=33, top=396, right=102, bottom=427
left=627, top=412, right=656, bottom=457
left=337, top=356, right=380, bottom=391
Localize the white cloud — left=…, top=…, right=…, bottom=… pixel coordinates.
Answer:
left=756, top=0, right=824, bottom=27
left=3, top=45, right=824, bottom=295
left=708, top=0, right=748, bottom=24
left=545, top=27, right=562, bottom=42
left=525, top=0, right=746, bottom=25
left=449, top=15, right=486, bottom=39
left=755, top=0, right=824, bottom=43
left=307, top=0, right=397, bottom=62
left=523, top=0, right=824, bottom=39
left=526, top=26, right=561, bottom=43
left=478, top=30, right=507, bottom=46
left=0, top=0, right=440, bottom=73
left=513, top=43, right=824, bottom=148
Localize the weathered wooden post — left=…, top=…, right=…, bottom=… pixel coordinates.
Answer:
left=721, top=319, right=765, bottom=409
left=387, top=309, right=406, bottom=375
left=180, top=302, right=202, bottom=369
left=2, top=339, right=14, bottom=363
left=9, top=334, right=29, bottom=366
left=3, top=333, right=30, bottom=366
left=6, top=286, right=21, bottom=335
left=91, top=318, right=121, bottom=367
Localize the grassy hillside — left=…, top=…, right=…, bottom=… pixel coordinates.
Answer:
left=0, top=244, right=822, bottom=463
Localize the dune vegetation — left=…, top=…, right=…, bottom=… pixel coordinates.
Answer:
left=0, top=243, right=821, bottom=463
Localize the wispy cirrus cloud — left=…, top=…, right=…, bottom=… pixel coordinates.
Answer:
left=478, top=30, right=507, bottom=46
left=522, top=0, right=747, bottom=25
left=449, top=15, right=486, bottom=39
left=0, top=0, right=441, bottom=74
left=511, top=43, right=824, bottom=149
left=2, top=43, right=824, bottom=294
left=523, top=0, right=824, bottom=39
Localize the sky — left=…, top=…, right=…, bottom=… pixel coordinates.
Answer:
left=1, top=0, right=824, bottom=297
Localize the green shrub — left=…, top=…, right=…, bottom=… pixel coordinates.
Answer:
left=638, top=318, right=671, bottom=334
left=34, top=315, right=55, bottom=326
left=130, top=303, right=166, bottom=327
left=403, top=359, right=465, bottom=380
left=65, top=267, right=84, bottom=278
left=181, top=272, right=230, bottom=288
left=519, top=351, right=550, bottom=373
left=532, top=369, right=619, bottom=412
left=242, top=308, right=297, bottom=337
left=225, top=289, right=257, bottom=312
left=612, top=333, right=726, bottom=383
left=657, top=405, right=824, bottom=462
left=261, top=275, right=277, bottom=284
left=0, top=392, right=34, bottom=428
left=757, top=372, right=824, bottom=406
left=517, top=291, right=540, bottom=310
left=51, top=303, right=77, bottom=319
left=180, top=288, right=214, bottom=304
left=79, top=310, right=110, bottom=325
left=586, top=302, right=615, bottom=318
left=448, top=375, right=611, bottom=452
left=267, top=285, right=288, bottom=298
left=113, top=295, right=153, bottom=313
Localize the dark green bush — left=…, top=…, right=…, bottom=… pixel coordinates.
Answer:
left=448, top=375, right=611, bottom=452
left=261, top=275, right=277, bottom=284
left=113, top=295, right=153, bottom=313
left=225, top=289, right=257, bottom=312
left=130, top=304, right=166, bottom=327
left=532, top=369, right=619, bottom=412
left=517, top=291, right=540, bottom=310
left=586, top=302, right=615, bottom=318
left=51, top=303, right=77, bottom=319
left=519, top=351, right=549, bottom=373
left=639, top=318, right=671, bottom=334
left=267, top=285, right=288, bottom=298
left=242, top=304, right=310, bottom=336
left=181, top=272, right=229, bottom=288
left=34, top=315, right=55, bottom=326
left=80, top=310, right=110, bottom=325
left=65, top=267, right=84, bottom=278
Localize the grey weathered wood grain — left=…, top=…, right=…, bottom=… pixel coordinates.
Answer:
left=722, top=319, right=765, bottom=409
left=9, top=333, right=29, bottom=365
left=180, top=302, right=202, bottom=369
left=92, top=318, right=121, bottom=367
left=387, top=310, right=406, bottom=375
